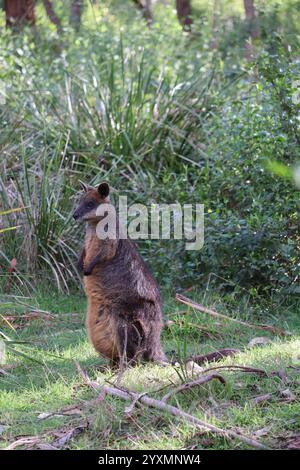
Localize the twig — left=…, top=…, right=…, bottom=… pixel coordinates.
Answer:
left=75, top=362, right=100, bottom=391
left=15, top=299, right=55, bottom=317
left=125, top=392, right=147, bottom=416
left=201, top=364, right=268, bottom=376
left=162, top=374, right=226, bottom=402
left=176, top=294, right=287, bottom=336
left=76, top=363, right=269, bottom=450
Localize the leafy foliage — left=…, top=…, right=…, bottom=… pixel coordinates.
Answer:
left=0, top=1, right=299, bottom=294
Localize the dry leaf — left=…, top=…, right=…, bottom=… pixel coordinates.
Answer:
left=248, top=337, right=271, bottom=348
left=52, top=424, right=87, bottom=449
left=280, top=388, right=296, bottom=402
left=279, top=433, right=300, bottom=449
left=185, top=360, right=204, bottom=375
left=253, top=425, right=272, bottom=438
left=38, top=412, right=64, bottom=420
left=38, top=406, right=82, bottom=420
left=8, top=258, right=17, bottom=273
left=285, top=435, right=300, bottom=449
left=271, top=369, right=289, bottom=383
left=35, top=442, right=58, bottom=450
left=252, top=393, right=273, bottom=405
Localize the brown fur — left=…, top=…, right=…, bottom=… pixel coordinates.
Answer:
left=74, top=182, right=166, bottom=366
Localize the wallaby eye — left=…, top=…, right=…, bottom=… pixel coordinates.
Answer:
left=87, top=202, right=94, bottom=209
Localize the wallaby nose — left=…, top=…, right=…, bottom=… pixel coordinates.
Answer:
left=73, top=211, right=79, bottom=220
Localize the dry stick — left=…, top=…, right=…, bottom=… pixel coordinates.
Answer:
left=176, top=294, right=287, bottom=337
left=190, top=348, right=240, bottom=365
left=201, top=364, right=268, bottom=376
left=76, top=363, right=269, bottom=450
left=204, top=365, right=286, bottom=382
left=162, top=374, right=226, bottom=402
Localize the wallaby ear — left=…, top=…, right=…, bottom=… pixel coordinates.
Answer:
left=79, top=181, right=88, bottom=192
left=98, top=182, right=110, bottom=198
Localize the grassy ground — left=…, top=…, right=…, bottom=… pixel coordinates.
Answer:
left=0, top=287, right=299, bottom=450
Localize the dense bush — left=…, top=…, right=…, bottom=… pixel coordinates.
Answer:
left=0, top=1, right=299, bottom=294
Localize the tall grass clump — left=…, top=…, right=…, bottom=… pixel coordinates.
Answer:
left=0, top=149, right=81, bottom=291
left=0, top=1, right=299, bottom=294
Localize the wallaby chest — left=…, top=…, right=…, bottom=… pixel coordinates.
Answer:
left=84, top=226, right=101, bottom=264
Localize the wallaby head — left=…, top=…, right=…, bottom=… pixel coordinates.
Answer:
left=73, top=182, right=110, bottom=222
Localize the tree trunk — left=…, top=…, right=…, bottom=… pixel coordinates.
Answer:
left=244, top=0, right=260, bottom=60
left=132, top=0, right=153, bottom=27
left=4, top=0, right=36, bottom=29
left=70, top=0, right=83, bottom=31
left=176, top=0, right=192, bottom=32
left=43, top=0, right=63, bottom=34
left=210, top=0, right=219, bottom=49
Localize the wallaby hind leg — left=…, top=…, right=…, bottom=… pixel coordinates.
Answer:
left=143, top=321, right=168, bottom=365
left=116, top=319, right=145, bottom=367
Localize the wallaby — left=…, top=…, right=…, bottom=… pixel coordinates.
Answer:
left=73, top=182, right=167, bottom=367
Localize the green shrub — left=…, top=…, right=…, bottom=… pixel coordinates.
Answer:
left=0, top=2, right=299, bottom=294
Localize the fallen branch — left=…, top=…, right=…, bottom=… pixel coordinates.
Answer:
left=176, top=294, right=287, bottom=337
left=162, top=374, right=226, bottom=402
left=76, top=363, right=269, bottom=450
left=190, top=348, right=240, bottom=365
left=4, top=437, right=43, bottom=450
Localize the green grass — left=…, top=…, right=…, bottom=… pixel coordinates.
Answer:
left=1, top=288, right=299, bottom=450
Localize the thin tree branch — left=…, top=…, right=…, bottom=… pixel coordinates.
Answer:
left=162, top=373, right=226, bottom=402
left=176, top=293, right=287, bottom=336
